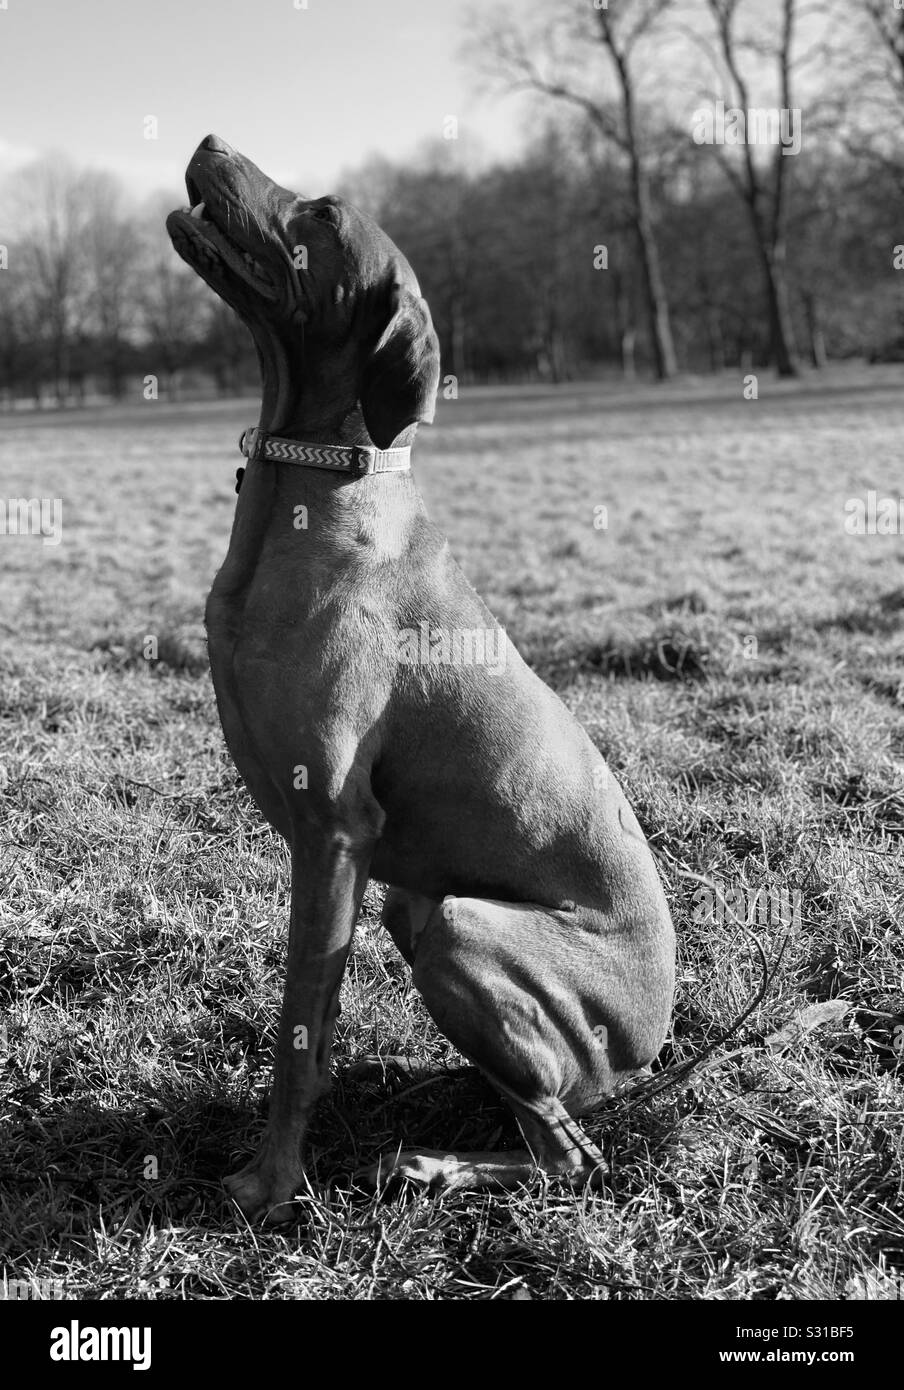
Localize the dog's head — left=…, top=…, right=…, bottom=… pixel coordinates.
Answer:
left=166, top=135, right=440, bottom=447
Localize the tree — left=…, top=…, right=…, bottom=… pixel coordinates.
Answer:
left=0, top=258, right=41, bottom=406
left=701, top=0, right=801, bottom=373
left=471, top=0, right=680, bottom=380
left=343, top=145, right=480, bottom=381
left=204, top=300, right=255, bottom=395
left=858, top=0, right=904, bottom=100
left=844, top=1, right=904, bottom=178
left=82, top=172, right=143, bottom=399
left=7, top=154, right=92, bottom=403
left=135, top=193, right=210, bottom=398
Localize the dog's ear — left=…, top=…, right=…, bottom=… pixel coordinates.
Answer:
left=359, top=277, right=440, bottom=449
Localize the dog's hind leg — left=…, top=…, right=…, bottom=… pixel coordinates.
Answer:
left=359, top=891, right=671, bottom=1193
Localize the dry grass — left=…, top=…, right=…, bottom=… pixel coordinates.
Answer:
left=0, top=366, right=902, bottom=1300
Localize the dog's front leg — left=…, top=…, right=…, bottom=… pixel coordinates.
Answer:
left=225, top=828, right=373, bottom=1223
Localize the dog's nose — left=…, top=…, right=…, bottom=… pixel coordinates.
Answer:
left=201, top=134, right=235, bottom=155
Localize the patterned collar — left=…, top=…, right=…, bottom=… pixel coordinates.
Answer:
left=238, top=427, right=411, bottom=476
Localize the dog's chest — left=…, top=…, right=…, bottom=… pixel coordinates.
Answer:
left=206, top=555, right=397, bottom=734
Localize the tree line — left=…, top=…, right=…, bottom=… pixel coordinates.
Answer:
left=1, top=0, right=902, bottom=406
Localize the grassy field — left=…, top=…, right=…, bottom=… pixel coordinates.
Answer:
left=1, top=366, right=902, bottom=1301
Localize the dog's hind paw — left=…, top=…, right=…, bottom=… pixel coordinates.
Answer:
left=356, top=1149, right=456, bottom=1191
left=356, top=1147, right=539, bottom=1194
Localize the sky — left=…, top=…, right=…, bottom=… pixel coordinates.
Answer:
left=0, top=0, right=525, bottom=199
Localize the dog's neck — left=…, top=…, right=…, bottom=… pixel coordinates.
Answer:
left=257, top=402, right=416, bottom=453
left=214, top=321, right=435, bottom=598
left=252, top=333, right=416, bottom=452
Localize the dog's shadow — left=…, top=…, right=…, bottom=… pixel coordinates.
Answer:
left=1, top=1062, right=681, bottom=1263
left=0, top=1067, right=513, bottom=1258
left=2, top=1091, right=238, bottom=1234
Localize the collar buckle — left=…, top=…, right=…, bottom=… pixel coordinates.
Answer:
left=239, top=426, right=266, bottom=462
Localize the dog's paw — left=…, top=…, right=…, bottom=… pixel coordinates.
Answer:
left=355, top=1147, right=602, bottom=1195
left=353, top=1150, right=514, bottom=1195
left=355, top=1149, right=481, bottom=1193
left=224, top=1153, right=305, bottom=1224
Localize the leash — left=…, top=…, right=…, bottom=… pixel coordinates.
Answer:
left=235, top=426, right=411, bottom=493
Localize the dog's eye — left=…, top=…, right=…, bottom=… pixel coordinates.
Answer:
left=311, top=205, right=337, bottom=222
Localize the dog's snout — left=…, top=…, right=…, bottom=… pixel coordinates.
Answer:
left=201, top=133, right=235, bottom=155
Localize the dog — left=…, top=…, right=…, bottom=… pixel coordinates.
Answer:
left=167, top=135, right=675, bottom=1222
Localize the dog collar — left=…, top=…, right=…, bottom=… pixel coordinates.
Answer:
left=239, top=426, right=411, bottom=475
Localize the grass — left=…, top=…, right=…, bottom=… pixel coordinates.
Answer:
left=0, top=364, right=902, bottom=1300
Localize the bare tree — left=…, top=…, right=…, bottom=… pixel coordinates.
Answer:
left=698, top=0, right=802, bottom=375
left=471, top=0, right=680, bottom=380
left=205, top=299, right=254, bottom=395
left=858, top=0, right=904, bottom=98
left=8, top=155, right=92, bottom=403
left=844, top=0, right=904, bottom=177
left=592, top=1, right=679, bottom=379
left=344, top=146, right=479, bottom=382
left=82, top=172, right=143, bottom=398
left=0, top=256, right=41, bottom=407
left=136, top=195, right=210, bottom=398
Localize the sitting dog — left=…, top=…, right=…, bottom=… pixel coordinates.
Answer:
left=167, top=135, right=675, bottom=1222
